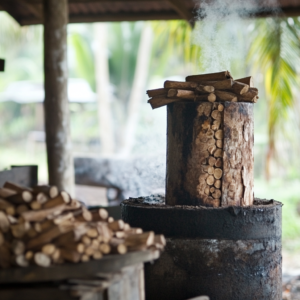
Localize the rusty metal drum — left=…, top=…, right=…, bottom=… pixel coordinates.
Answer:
left=121, top=197, right=282, bottom=300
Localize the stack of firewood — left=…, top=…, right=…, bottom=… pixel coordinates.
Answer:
left=147, top=71, right=259, bottom=109
left=0, top=182, right=165, bottom=268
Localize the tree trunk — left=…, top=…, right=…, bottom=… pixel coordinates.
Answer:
left=121, top=23, right=153, bottom=155
left=94, top=23, right=115, bottom=154
left=43, top=0, right=74, bottom=196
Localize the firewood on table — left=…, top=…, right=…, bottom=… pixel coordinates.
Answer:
left=60, top=248, right=81, bottom=263
left=16, top=204, right=29, bottom=215
left=146, top=88, right=167, bottom=98
left=26, top=222, right=74, bottom=250
left=51, top=249, right=63, bottom=264
left=164, top=80, right=198, bottom=89
left=30, top=200, right=42, bottom=210
left=15, top=254, right=29, bottom=267
left=4, top=181, right=32, bottom=193
left=36, top=193, right=49, bottom=204
left=235, top=76, right=254, bottom=87
left=81, top=254, right=90, bottom=262
left=21, top=204, right=66, bottom=222
left=214, top=90, right=237, bottom=102
left=43, top=192, right=70, bottom=209
left=232, top=81, right=249, bottom=95
left=167, top=89, right=195, bottom=99
left=99, top=243, right=111, bottom=254
left=34, top=252, right=51, bottom=267
left=90, top=208, right=108, bottom=221
left=74, top=208, right=92, bottom=222
left=110, top=238, right=127, bottom=255
left=81, top=235, right=92, bottom=246
left=108, top=220, right=124, bottom=232
left=85, top=245, right=95, bottom=256
left=25, top=250, right=34, bottom=261
left=148, top=96, right=181, bottom=109
left=125, top=231, right=154, bottom=248
left=6, top=191, right=33, bottom=204
left=0, top=188, right=17, bottom=198
left=92, top=251, right=103, bottom=260
left=86, top=227, right=98, bottom=238
left=32, top=185, right=59, bottom=199
left=42, top=243, right=56, bottom=256
left=0, top=211, right=10, bottom=232
left=11, top=221, right=31, bottom=238
left=186, top=71, right=232, bottom=82
left=62, top=242, right=85, bottom=254
left=12, top=240, right=25, bottom=255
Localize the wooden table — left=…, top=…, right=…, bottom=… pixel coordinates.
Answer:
left=0, top=249, right=160, bottom=300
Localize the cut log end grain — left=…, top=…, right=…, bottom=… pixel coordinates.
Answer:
left=30, top=201, right=41, bottom=210
left=108, top=220, right=124, bottom=231
left=206, top=175, right=215, bottom=186
left=196, top=85, right=215, bottom=93
left=218, top=104, right=224, bottom=111
left=99, top=243, right=111, bottom=254
left=232, top=82, right=249, bottom=95
left=36, top=193, right=48, bottom=204
left=25, top=251, right=34, bottom=261
left=208, top=93, right=216, bottom=102
left=211, top=110, right=221, bottom=120
left=215, top=130, right=223, bottom=140
left=87, top=228, right=98, bottom=238
left=15, top=255, right=29, bottom=267
left=212, top=189, right=222, bottom=199
left=206, top=129, right=214, bottom=138
left=49, top=186, right=59, bottom=198
left=214, top=149, right=223, bottom=158
left=6, top=206, right=15, bottom=216
left=214, top=180, right=221, bottom=189
left=204, top=187, right=210, bottom=195
left=214, top=168, right=223, bottom=180
left=208, top=156, right=216, bottom=166
left=42, top=244, right=56, bottom=256
left=208, top=166, right=215, bottom=175
left=93, top=251, right=103, bottom=260
left=216, top=140, right=223, bottom=148
left=215, top=158, right=223, bottom=168
left=22, top=191, right=33, bottom=203
left=12, top=240, right=25, bottom=255
left=81, top=254, right=90, bottom=262
left=34, top=252, right=51, bottom=267
left=210, top=187, right=215, bottom=193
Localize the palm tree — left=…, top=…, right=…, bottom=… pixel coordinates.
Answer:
left=248, top=17, right=300, bottom=178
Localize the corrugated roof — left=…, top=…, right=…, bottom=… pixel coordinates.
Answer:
left=0, top=0, right=300, bottom=26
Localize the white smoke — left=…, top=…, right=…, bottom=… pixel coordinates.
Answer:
left=193, top=0, right=280, bottom=72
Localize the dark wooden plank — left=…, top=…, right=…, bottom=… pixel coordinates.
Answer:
left=0, top=250, right=159, bottom=284
left=0, top=166, right=38, bottom=188
left=0, top=287, right=75, bottom=300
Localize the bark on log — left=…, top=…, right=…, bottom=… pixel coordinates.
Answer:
left=148, top=97, right=181, bottom=109
left=235, top=76, right=254, bottom=87
left=186, top=71, right=232, bottom=82
left=164, top=80, right=198, bottom=90
left=167, top=89, right=195, bottom=98
left=43, top=0, right=75, bottom=195
left=214, top=90, right=237, bottom=102
left=146, top=88, right=167, bottom=98
left=222, top=102, right=254, bottom=206
left=232, top=81, right=249, bottom=95
left=195, top=79, right=233, bottom=90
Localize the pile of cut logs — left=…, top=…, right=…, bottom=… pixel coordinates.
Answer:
left=147, top=70, right=259, bottom=109
left=0, top=182, right=165, bottom=268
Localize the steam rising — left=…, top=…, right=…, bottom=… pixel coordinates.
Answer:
left=193, top=0, right=280, bottom=72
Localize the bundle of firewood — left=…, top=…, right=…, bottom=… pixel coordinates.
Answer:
left=147, top=71, right=259, bottom=109
left=0, top=182, right=165, bottom=268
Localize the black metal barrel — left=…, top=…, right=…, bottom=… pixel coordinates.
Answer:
left=121, top=197, right=282, bottom=300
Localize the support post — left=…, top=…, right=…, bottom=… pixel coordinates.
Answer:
left=43, top=0, right=74, bottom=195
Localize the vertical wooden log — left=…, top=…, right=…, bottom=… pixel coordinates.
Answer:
left=166, top=101, right=254, bottom=207
left=222, top=102, right=254, bottom=206
left=43, top=0, right=74, bottom=195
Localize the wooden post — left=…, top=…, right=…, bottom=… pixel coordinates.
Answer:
left=43, top=0, right=74, bottom=195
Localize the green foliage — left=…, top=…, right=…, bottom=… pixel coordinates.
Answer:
left=68, top=33, right=96, bottom=91
left=248, top=18, right=300, bottom=177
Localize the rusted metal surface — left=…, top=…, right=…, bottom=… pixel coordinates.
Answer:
left=122, top=197, right=282, bottom=300
left=222, top=102, right=254, bottom=206
left=145, top=238, right=281, bottom=300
